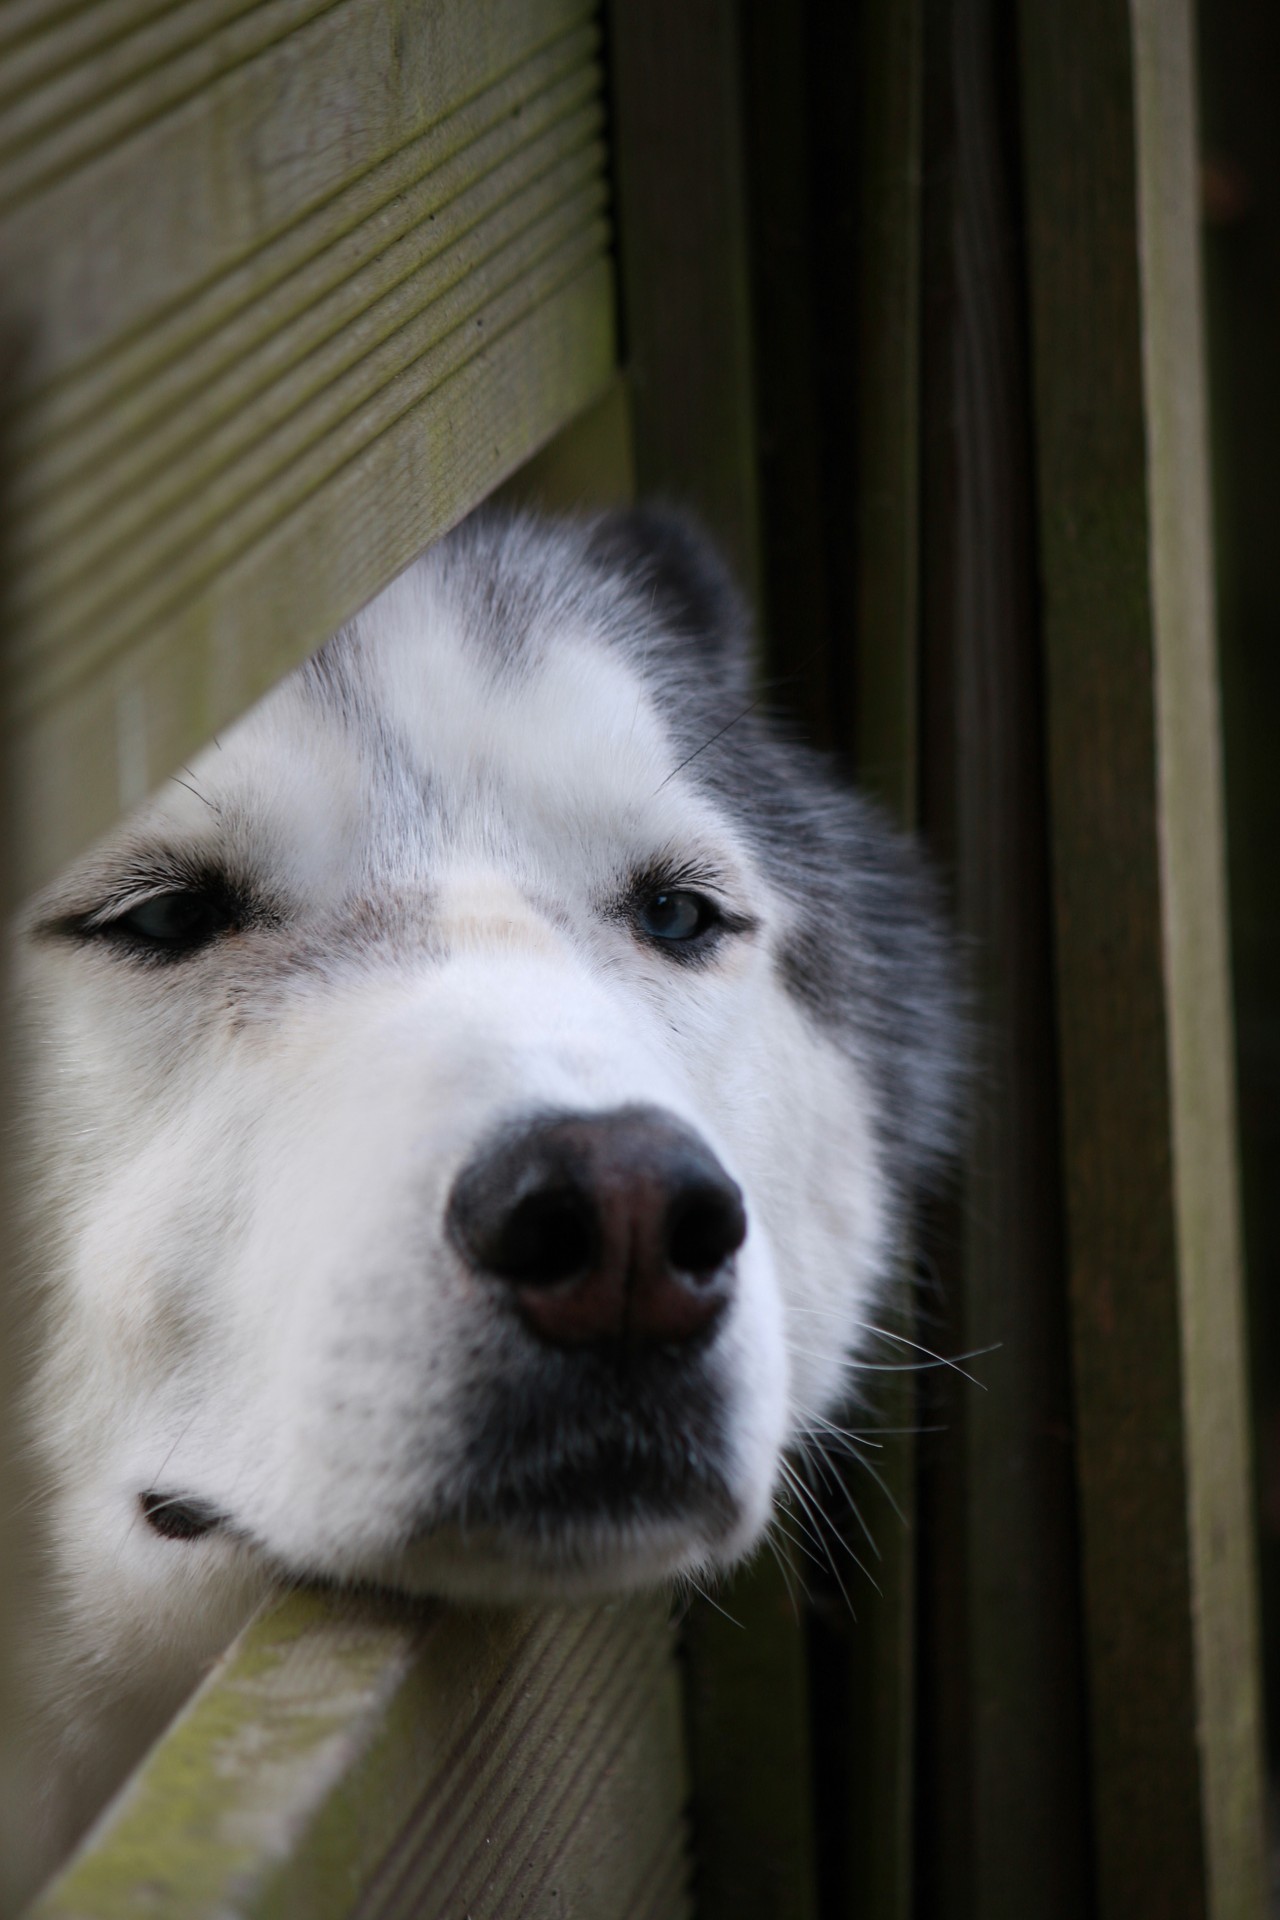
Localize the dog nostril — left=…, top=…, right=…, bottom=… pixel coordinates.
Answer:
left=447, top=1107, right=745, bottom=1351
left=666, top=1180, right=747, bottom=1279
left=482, top=1185, right=598, bottom=1287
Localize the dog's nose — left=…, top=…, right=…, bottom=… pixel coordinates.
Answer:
left=445, top=1107, right=745, bottom=1349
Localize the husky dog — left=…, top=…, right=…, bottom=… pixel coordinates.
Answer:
left=16, top=507, right=962, bottom=1861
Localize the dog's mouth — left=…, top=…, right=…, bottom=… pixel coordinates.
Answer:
left=429, top=1421, right=735, bottom=1541
left=436, top=1349, right=736, bottom=1533
left=140, top=1355, right=742, bottom=1589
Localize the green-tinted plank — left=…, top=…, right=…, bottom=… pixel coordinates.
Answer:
left=0, top=0, right=616, bottom=898
left=841, top=5, right=923, bottom=1917
left=1131, top=1, right=1266, bottom=1905
left=13, top=47, right=605, bottom=551
left=1199, top=0, right=1280, bottom=1774
left=1017, top=0, right=1264, bottom=1912
left=30, top=1590, right=689, bottom=1920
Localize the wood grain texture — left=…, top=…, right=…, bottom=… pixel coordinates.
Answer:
left=915, top=2, right=1092, bottom=1913
left=0, top=0, right=614, bottom=898
left=29, top=1590, right=690, bottom=1920
left=1131, top=1, right=1266, bottom=1906
left=1017, top=0, right=1264, bottom=1911
left=841, top=5, right=923, bottom=1915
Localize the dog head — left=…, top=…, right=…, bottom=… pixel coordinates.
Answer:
left=19, top=508, right=963, bottom=1684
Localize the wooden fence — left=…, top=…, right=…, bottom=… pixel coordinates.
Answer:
left=2, top=2, right=1265, bottom=1916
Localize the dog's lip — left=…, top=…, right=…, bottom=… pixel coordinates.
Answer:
left=411, top=1435, right=738, bottom=1547
left=139, top=1488, right=231, bottom=1540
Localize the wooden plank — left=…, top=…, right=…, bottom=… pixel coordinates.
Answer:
left=736, top=1, right=834, bottom=751
left=1017, top=0, right=1265, bottom=1912
left=680, top=1560, right=817, bottom=1920
left=29, top=1589, right=690, bottom=1920
left=913, top=2, right=1093, bottom=1914
left=1198, top=0, right=1280, bottom=1771
left=12, top=172, right=609, bottom=691
left=606, top=0, right=762, bottom=608
left=840, top=11, right=923, bottom=1916
left=1131, top=2, right=1266, bottom=1905
left=0, top=0, right=615, bottom=896
left=0, top=343, right=42, bottom=1920
left=850, top=0, right=923, bottom=812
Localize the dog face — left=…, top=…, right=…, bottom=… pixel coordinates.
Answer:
left=18, top=509, right=962, bottom=1724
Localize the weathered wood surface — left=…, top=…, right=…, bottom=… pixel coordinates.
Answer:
left=1132, top=1, right=1265, bottom=1903
left=913, top=2, right=1093, bottom=1915
left=30, top=1589, right=690, bottom=1920
left=1017, top=0, right=1265, bottom=1912
left=0, top=0, right=614, bottom=899
left=842, top=4, right=924, bottom=1914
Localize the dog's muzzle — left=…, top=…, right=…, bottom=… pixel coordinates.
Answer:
left=445, top=1106, right=745, bottom=1351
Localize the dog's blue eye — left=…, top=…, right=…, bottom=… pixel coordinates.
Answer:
left=639, top=890, right=720, bottom=943
left=111, top=890, right=233, bottom=953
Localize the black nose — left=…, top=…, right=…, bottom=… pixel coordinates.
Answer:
left=445, top=1107, right=746, bottom=1350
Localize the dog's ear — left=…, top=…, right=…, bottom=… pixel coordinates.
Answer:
left=585, top=506, right=754, bottom=690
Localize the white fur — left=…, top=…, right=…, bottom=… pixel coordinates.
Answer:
left=14, top=530, right=893, bottom=1875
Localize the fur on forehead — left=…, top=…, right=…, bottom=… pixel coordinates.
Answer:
left=310, top=504, right=754, bottom=717
left=28, top=509, right=759, bottom=927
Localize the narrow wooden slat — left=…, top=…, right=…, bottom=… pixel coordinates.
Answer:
left=851, top=0, right=923, bottom=811
left=914, top=2, right=1093, bottom=1914
left=1017, top=0, right=1265, bottom=1911
left=1131, top=2, right=1266, bottom=1905
left=0, top=0, right=336, bottom=205
left=29, top=1591, right=690, bottom=1920
left=841, top=7, right=924, bottom=1914
left=0, top=0, right=614, bottom=896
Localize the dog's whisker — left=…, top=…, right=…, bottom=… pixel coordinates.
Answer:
left=850, top=1320, right=1000, bottom=1388
left=780, top=1456, right=882, bottom=1591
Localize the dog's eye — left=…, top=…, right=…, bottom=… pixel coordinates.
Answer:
left=638, top=889, right=722, bottom=944
left=106, top=889, right=235, bottom=955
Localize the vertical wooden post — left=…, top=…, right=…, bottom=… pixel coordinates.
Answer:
left=842, top=4, right=925, bottom=1916
left=914, top=1, right=1095, bottom=1913
left=1017, top=1, right=1265, bottom=1911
